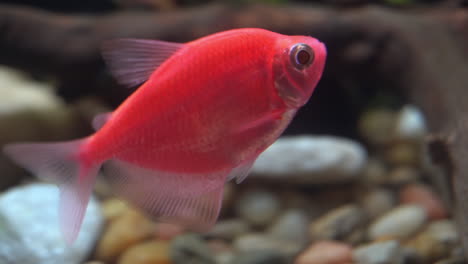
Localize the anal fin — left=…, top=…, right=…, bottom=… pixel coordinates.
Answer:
left=102, top=159, right=226, bottom=231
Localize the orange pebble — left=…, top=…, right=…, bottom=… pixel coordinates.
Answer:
left=295, top=241, right=353, bottom=264
left=400, top=184, right=448, bottom=220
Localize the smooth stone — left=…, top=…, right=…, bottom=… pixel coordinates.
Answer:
left=295, top=241, right=353, bottom=264
left=387, top=166, right=420, bottom=185
left=359, top=188, right=396, bottom=220
left=101, top=198, right=129, bottom=222
left=358, top=109, right=396, bottom=145
left=251, top=136, right=367, bottom=184
left=361, top=158, right=389, bottom=185
left=353, top=240, right=403, bottom=264
left=235, top=188, right=281, bottom=227
left=96, top=208, right=155, bottom=262
left=385, top=142, right=421, bottom=166
left=268, top=209, right=309, bottom=245
left=368, top=205, right=427, bottom=240
left=310, top=204, right=366, bottom=241
left=118, top=240, right=170, bottom=264
left=230, top=250, right=290, bottom=264
left=233, top=233, right=301, bottom=256
left=399, top=183, right=448, bottom=220
left=405, top=220, right=459, bottom=262
left=394, top=105, right=427, bottom=140
left=0, top=67, right=83, bottom=189
left=206, top=239, right=232, bottom=254
left=170, top=234, right=216, bottom=264
left=205, top=219, right=250, bottom=240
left=153, top=222, right=184, bottom=240
left=0, top=184, right=103, bottom=264
left=434, top=258, right=465, bottom=264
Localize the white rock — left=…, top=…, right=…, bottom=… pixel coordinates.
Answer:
left=368, top=205, right=427, bottom=240
left=251, top=136, right=367, bottom=184
left=395, top=105, right=427, bottom=139
left=360, top=188, right=396, bottom=219
left=0, top=184, right=103, bottom=264
left=233, top=233, right=301, bottom=256
left=268, top=209, right=309, bottom=245
left=0, top=67, right=81, bottom=189
left=235, top=189, right=281, bottom=227
left=353, top=240, right=403, bottom=264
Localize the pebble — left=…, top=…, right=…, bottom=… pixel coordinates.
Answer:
left=153, top=222, right=184, bottom=240
left=118, top=240, right=170, bottom=264
left=387, top=166, right=420, bottom=185
left=368, top=205, right=427, bottom=240
left=251, top=136, right=367, bottom=184
left=385, top=142, right=420, bottom=166
left=405, top=220, right=459, bottom=262
left=358, top=109, right=396, bottom=145
left=353, top=240, right=403, bottom=264
left=0, top=67, right=82, bottom=189
left=206, top=219, right=250, bottom=240
left=236, top=188, right=281, bottom=227
left=394, top=105, right=427, bottom=140
left=310, top=204, right=366, bottom=241
left=234, top=233, right=302, bottom=256
left=268, top=209, right=309, bottom=245
left=361, top=158, right=389, bottom=185
left=434, top=258, right=465, bottom=264
left=230, top=250, right=290, bottom=264
left=359, top=188, right=396, bottom=220
left=170, top=234, right=216, bottom=264
left=101, top=198, right=129, bottom=222
left=400, top=183, right=448, bottom=220
left=95, top=208, right=155, bottom=262
left=0, top=184, right=103, bottom=264
left=295, top=241, right=353, bottom=264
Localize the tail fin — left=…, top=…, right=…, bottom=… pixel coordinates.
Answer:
left=3, top=138, right=99, bottom=244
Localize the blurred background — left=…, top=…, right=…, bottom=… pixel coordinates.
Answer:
left=0, top=0, right=466, bottom=264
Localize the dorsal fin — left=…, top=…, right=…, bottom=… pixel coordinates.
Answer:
left=92, top=112, right=112, bottom=131
left=101, top=38, right=185, bottom=87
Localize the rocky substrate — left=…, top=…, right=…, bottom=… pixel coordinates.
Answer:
left=0, top=67, right=461, bottom=264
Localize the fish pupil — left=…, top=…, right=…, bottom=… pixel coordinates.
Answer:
left=297, top=50, right=310, bottom=65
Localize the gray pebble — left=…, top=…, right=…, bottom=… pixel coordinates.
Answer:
left=170, top=234, right=216, bottom=264
left=353, top=240, right=403, bottom=264
left=359, top=188, right=396, bottom=219
left=405, top=220, right=459, bottom=262
left=368, top=205, right=427, bottom=240
left=233, top=233, right=301, bottom=256
left=268, top=209, right=309, bottom=246
left=205, top=219, right=250, bottom=240
left=251, top=136, right=367, bottom=184
left=236, top=189, right=281, bottom=227
left=358, top=109, right=396, bottom=146
left=361, top=158, right=388, bottom=186
left=310, top=204, right=366, bottom=241
left=387, top=166, right=420, bottom=185
left=229, top=250, right=289, bottom=264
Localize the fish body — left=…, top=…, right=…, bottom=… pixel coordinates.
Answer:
left=4, top=28, right=327, bottom=243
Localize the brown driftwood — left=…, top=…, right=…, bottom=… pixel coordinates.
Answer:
left=1, top=3, right=468, bottom=257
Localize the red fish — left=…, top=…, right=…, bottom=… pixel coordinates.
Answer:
left=3, top=28, right=326, bottom=243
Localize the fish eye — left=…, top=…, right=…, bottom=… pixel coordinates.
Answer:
left=290, top=43, right=314, bottom=70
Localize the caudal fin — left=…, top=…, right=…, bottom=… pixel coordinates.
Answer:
left=3, top=139, right=99, bottom=244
